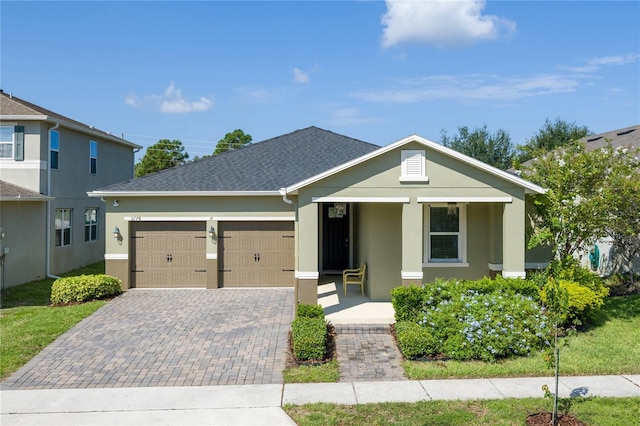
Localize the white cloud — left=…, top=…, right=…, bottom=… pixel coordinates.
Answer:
left=350, top=73, right=580, bottom=104
left=293, top=67, right=310, bottom=84
left=323, top=106, right=381, bottom=126
left=125, top=82, right=212, bottom=113
left=381, top=0, right=516, bottom=48
left=563, top=53, right=639, bottom=73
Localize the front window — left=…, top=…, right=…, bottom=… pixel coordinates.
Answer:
left=89, top=140, right=97, bottom=174
left=85, top=208, right=98, bottom=241
left=55, top=208, right=72, bottom=247
left=50, top=130, right=60, bottom=169
left=425, top=204, right=467, bottom=264
left=0, top=126, right=13, bottom=158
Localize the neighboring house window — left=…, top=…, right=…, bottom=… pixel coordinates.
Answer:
left=400, top=150, right=428, bottom=182
left=85, top=208, right=98, bottom=241
left=0, top=126, right=13, bottom=158
left=50, top=130, right=60, bottom=169
left=424, top=204, right=467, bottom=264
left=55, top=209, right=72, bottom=246
left=89, top=140, right=98, bottom=174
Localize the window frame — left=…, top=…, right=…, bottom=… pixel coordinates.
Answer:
left=50, top=130, right=60, bottom=170
left=89, top=140, right=97, bottom=174
left=55, top=208, right=72, bottom=247
left=423, top=204, right=468, bottom=267
left=0, top=125, right=14, bottom=159
left=400, top=150, right=429, bottom=182
left=84, top=208, right=98, bottom=242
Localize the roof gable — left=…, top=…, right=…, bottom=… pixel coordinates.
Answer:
left=94, top=127, right=380, bottom=194
left=285, top=134, right=546, bottom=195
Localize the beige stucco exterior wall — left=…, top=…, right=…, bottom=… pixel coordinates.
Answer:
left=0, top=201, right=47, bottom=288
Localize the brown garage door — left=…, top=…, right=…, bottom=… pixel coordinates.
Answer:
left=218, top=221, right=295, bottom=287
left=130, top=221, right=207, bottom=288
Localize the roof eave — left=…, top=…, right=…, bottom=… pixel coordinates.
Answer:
left=88, top=190, right=282, bottom=198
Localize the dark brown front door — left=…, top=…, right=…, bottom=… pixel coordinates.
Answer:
left=322, top=203, right=350, bottom=271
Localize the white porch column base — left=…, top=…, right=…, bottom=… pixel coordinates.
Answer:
left=401, top=271, right=424, bottom=280
left=295, top=271, right=319, bottom=279
left=502, top=271, right=526, bottom=279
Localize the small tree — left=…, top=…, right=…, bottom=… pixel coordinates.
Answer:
left=213, top=129, right=252, bottom=155
left=440, top=125, right=514, bottom=170
left=520, top=142, right=639, bottom=264
left=135, top=139, right=189, bottom=177
left=516, top=118, right=590, bottom=164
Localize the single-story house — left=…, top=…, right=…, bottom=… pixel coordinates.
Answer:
left=89, top=126, right=545, bottom=304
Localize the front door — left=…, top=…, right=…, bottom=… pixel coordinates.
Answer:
left=322, top=203, right=350, bottom=271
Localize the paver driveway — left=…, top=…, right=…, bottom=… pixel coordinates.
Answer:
left=2, top=288, right=294, bottom=390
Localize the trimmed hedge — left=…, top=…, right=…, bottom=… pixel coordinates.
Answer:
left=395, top=321, right=439, bottom=360
left=51, top=274, right=122, bottom=304
left=291, top=316, right=327, bottom=361
left=297, top=304, right=325, bottom=319
left=540, top=279, right=609, bottom=324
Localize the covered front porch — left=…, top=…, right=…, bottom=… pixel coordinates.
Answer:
left=317, top=275, right=395, bottom=324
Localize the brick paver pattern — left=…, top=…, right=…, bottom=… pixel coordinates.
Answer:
left=2, top=289, right=294, bottom=390
left=335, top=324, right=406, bottom=381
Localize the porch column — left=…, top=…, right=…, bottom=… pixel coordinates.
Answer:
left=401, top=200, right=424, bottom=286
left=502, top=197, right=526, bottom=278
left=296, top=200, right=319, bottom=305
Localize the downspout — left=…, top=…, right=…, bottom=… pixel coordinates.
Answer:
left=279, top=188, right=295, bottom=206
left=46, top=122, right=60, bottom=279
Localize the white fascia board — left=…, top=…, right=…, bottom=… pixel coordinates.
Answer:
left=0, top=114, right=48, bottom=121
left=88, top=190, right=281, bottom=198
left=284, top=134, right=546, bottom=195
left=312, top=196, right=410, bottom=203
left=418, top=197, right=513, bottom=203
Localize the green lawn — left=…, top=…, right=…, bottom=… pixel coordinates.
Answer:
left=284, top=397, right=640, bottom=426
left=0, top=262, right=107, bottom=380
left=403, top=295, right=640, bottom=379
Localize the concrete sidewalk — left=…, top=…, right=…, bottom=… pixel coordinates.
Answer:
left=2, top=375, right=639, bottom=425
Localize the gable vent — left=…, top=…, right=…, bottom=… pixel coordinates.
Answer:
left=400, top=150, right=428, bottom=182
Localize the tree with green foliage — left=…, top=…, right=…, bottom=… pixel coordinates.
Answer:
left=135, top=139, right=189, bottom=177
left=516, top=118, right=590, bottom=164
left=440, top=125, right=514, bottom=170
left=213, top=129, right=252, bottom=155
left=519, top=141, right=640, bottom=265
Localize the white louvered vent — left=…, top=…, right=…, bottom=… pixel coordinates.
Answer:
left=400, top=150, right=428, bottom=182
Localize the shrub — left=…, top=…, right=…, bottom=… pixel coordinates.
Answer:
left=297, top=304, right=325, bottom=319
left=291, top=317, right=327, bottom=361
left=395, top=321, right=439, bottom=360
left=540, top=279, right=608, bottom=325
left=51, top=274, right=121, bottom=304
left=391, top=285, right=425, bottom=322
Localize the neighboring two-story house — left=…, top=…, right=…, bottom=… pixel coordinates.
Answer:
left=0, top=90, right=140, bottom=288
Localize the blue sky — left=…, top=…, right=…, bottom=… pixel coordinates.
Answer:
left=2, top=1, right=638, bottom=160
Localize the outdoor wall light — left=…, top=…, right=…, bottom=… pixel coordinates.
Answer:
left=447, top=202, right=457, bottom=215
left=113, top=226, right=121, bottom=239
left=113, top=200, right=119, bottom=207
left=0, top=226, right=4, bottom=240
left=208, top=226, right=216, bottom=237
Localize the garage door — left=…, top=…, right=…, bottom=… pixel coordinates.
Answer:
left=130, top=221, right=207, bottom=288
left=218, top=221, right=295, bottom=287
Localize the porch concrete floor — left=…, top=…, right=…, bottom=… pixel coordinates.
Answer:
left=317, top=276, right=395, bottom=325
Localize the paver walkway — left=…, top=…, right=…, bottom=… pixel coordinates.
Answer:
left=335, top=324, right=406, bottom=381
left=1, top=288, right=294, bottom=390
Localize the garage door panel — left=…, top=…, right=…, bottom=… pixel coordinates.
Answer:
left=219, top=221, right=295, bottom=288
left=131, top=221, right=206, bottom=288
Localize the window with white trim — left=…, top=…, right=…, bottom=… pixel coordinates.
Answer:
left=424, top=204, right=467, bottom=264
left=400, top=150, right=428, bottom=182
left=89, top=140, right=97, bottom=174
left=0, top=126, right=14, bottom=158
left=55, top=208, right=72, bottom=246
left=85, top=208, right=98, bottom=242
left=50, top=130, right=60, bottom=169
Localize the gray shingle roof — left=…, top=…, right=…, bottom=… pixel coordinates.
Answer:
left=0, top=180, right=51, bottom=201
left=99, top=127, right=380, bottom=192
left=580, top=125, right=640, bottom=151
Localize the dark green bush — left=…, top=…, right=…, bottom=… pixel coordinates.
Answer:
left=297, top=304, right=325, bottom=319
left=291, top=317, right=327, bottom=361
left=51, top=274, right=121, bottom=304
left=395, top=321, right=439, bottom=360
left=391, top=285, right=424, bottom=322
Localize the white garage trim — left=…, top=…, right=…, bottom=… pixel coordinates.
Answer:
left=417, top=197, right=513, bottom=203
left=206, top=253, right=217, bottom=260
left=105, top=253, right=128, bottom=260
left=312, top=196, right=410, bottom=203
left=125, top=216, right=211, bottom=221
left=211, top=216, right=295, bottom=221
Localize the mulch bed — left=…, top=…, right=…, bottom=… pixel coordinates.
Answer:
left=286, top=322, right=337, bottom=368
left=526, top=412, right=586, bottom=426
